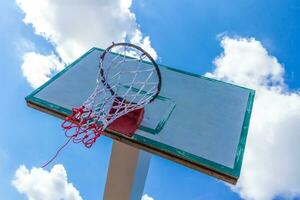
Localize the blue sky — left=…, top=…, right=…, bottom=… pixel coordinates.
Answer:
left=132, top=0, right=300, bottom=88
left=1, top=0, right=300, bottom=200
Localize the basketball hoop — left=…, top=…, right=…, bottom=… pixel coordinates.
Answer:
left=62, top=43, right=161, bottom=148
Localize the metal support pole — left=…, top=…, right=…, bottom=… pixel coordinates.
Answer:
left=103, top=140, right=151, bottom=200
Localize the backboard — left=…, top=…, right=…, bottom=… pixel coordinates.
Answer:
left=25, top=47, right=255, bottom=184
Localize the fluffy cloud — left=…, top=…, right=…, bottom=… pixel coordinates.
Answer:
left=17, top=0, right=157, bottom=88
left=20, top=52, right=64, bottom=88
left=142, top=194, right=154, bottom=200
left=206, top=37, right=300, bottom=200
left=12, top=165, right=83, bottom=200
left=206, top=37, right=284, bottom=89
left=130, top=29, right=157, bottom=60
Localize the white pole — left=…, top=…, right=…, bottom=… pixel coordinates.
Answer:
left=103, top=140, right=151, bottom=200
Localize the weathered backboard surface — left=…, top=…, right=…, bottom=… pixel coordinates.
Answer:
left=25, top=47, right=255, bottom=184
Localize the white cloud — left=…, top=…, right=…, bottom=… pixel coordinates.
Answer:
left=12, top=165, right=83, bottom=200
left=16, top=0, right=157, bottom=61
left=130, top=29, right=157, bottom=60
left=17, top=0, right=157, bottom=88
left=142, top=194, right=154, bottom=200
left=206, top=36, right=300, bottom=200
left=206, top=37, right=284, bottom=89
left=21, top=52, right=64, bottom=88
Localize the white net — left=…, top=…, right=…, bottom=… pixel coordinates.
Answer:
left=62, top=43, right=161, bottom=147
